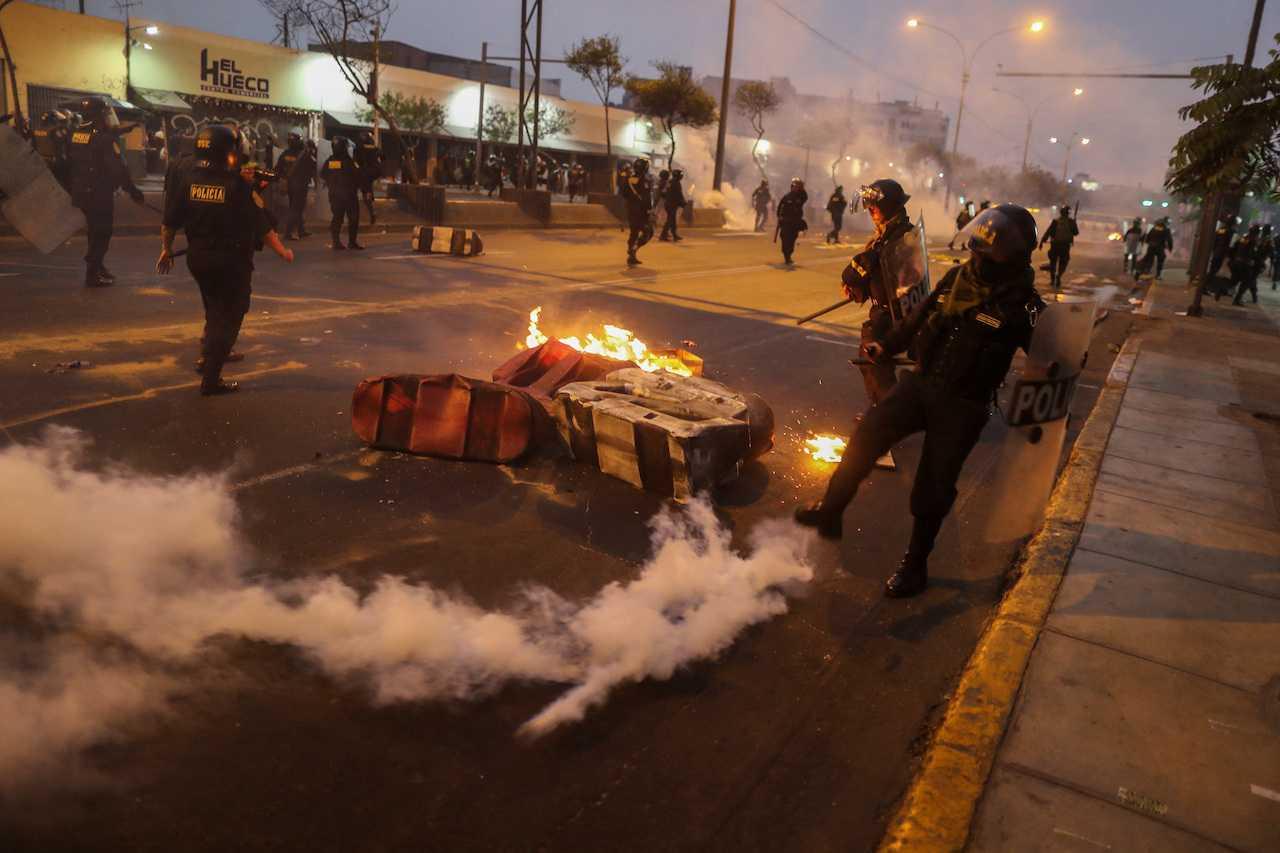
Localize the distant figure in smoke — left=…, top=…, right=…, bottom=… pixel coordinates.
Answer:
left=1137, top=216, right=1174, bottom=282
left=796, top=205, right=1045, bottom=599
left=752, top=179, right=772, bottom=232
left=1230, top=223, right=1263, bottom=305
left=1038, top=203, right=1078, bottom=289
left=567, top=162, right=587, bottom=202
left=948, top=201, right=975, bottom=250
left=1271, top=227, right=1280, bottom=290
left=623, top=157, right=654, bottom=266
left=355, top=131, right=383, bottom=225
left=1208, top=219, right=1235, bottom=280
left=1256, top=224, right=1274, bottom=291
left=321, top=137, right=363, bottom=250
left=659, top=168, right=686, bottom=242
left=1122, top=217, right=1144, bottom=274
left=655, top=168, right=670, bottom=210
left=825, top=185, right=847, bottom=244
left=775, top=177, right=808, bottom=265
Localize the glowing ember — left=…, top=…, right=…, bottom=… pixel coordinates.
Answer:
left=1107, top=232, right=1123, bottom=242
left=523, top=306, right=694, bottom=377
left=805, top=433, right=847, bottom=463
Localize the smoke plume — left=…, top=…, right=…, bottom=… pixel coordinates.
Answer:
left=0, top=428, right=813, bottom=782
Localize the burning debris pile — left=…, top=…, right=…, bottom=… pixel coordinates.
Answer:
left=352, top=307, right=770, bottom=499
left=804, top=433, right=847, bottom=464
left=0, top=430, right=814, bottom=778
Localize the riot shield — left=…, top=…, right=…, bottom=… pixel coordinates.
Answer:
left=0, top=125, right=82, bottom=254
left=982, top=292, right=1101, bottom=540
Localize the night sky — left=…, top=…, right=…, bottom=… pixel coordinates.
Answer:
left=73, top=0, right=1280, bottom=187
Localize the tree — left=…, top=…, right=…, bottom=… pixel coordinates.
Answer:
left=357, top=91, right=446, bottom=136
left=483, top=104, right=518, bottom=144
left=566, top=35, right=626, bottom=190
left=625, top=62, right=717, bottom=167
left=300, top=0, right=420, bottom=182
left=258, top=0, right=308, bottom=48
left=1166, top=43, right=1280, bottom=199
left=733, top=80, right=782, bottom=181
left=528, top=102, right=575, bottom=138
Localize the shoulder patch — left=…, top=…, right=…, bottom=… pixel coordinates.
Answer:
left=190, top=183, right=227, bottom=203
left=328, top=160, right=342, bottom=169
left=71, top=131, right=92, bottom=145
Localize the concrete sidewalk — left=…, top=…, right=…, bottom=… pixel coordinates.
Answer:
left=968, top=273, right=1280, bottom=851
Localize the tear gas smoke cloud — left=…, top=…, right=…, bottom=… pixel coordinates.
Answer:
left=0, top=428, right=813, bottom=782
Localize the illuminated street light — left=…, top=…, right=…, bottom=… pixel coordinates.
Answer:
left=1049, top=136, right=1058, bottom=143
left=1073, top=87, right=1084, bottom=96
left=1081, top=137, right=1091, bottom=145
left=145, top=25, right=159, bottom=35
left=907, top=16, right=1047, bottom=210
left=1049, top=132, right=1093, bottom=181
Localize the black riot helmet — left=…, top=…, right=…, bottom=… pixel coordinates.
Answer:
left=632, top=157, right=650, bottom=176
left=979, top=200, right=991, bottom=211
left=854, top=178, right=909, bottom=214
left=834, top=184, right=844, bottom=194
left=332, top=136, right=350, bottom=156
left=194, top=124, right=241, bottom=171
left=966, top=204, right=1038, bottom=264
left=791, top=176, right=804, bottom=189
left=359, top=130, right=374, bottom=146
left=658, top=168, right=670, bottom=179
left=287, top=131, right=303, bottom=150
left=77, top=95, right=119, bottom=130
left=1059, top=203, right=1073, bottom=216
left=672, top=168, right=684, bottom=180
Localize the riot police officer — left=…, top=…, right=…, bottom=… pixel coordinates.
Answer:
left=841, top=178, right=923, bottom=470
left=1229, top=223, right=1262, bottom=305
left=623, top=157, right=654, bottom=266
left=67, top=96, right=145, bottom=287
left=752, top=180, right=772, bottom=232
left=355, top=130, right=383, bottom=224
left=659, top=168, right=686, bottom=242
left=1039, top=203, right=1078, bottom=289
left=32, top=109, right=72, bottom=189
left=321, top=137, right=363, bottom=250
left=275, top=132, right=315, bottom=240
left=157, top=125, right=294, bottom=395
left=776, top=177, right=808, bottom=264
left=826, top=185, right=847, bottom=244
left=796, top=204, right=1045, bottom=598
left=1138, top=216, right=1174, bottom=282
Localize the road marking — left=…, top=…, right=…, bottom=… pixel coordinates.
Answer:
left=1250, top=784, right=1280, bottom=803
left=375, top=251, right=513, bottom=260
left=0, top=272, right=20, bottom=278
left=232, top=449, right=363, bottom=492
left=1052, top=828, right=1111, bottom=849
left=0, top=261, right=82, bottom=271
left=569, top=256, right=848, bottom=291
left=1208, top=718, right=1245, bottom=733
left=805, top=335, right=857, bottom=348
left=0, top=361, right=306, bottom=430
left=712, top=231, right=763, bottom=238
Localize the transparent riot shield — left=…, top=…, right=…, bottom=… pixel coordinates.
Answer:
left=0, top=125, right=82, bottom=254
left=983, top=292, right=1101, bottom=541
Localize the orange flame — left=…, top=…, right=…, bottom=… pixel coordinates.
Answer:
left=523, top=306, right=694, bottom=377
left=805, top=433, right=847, bottom=463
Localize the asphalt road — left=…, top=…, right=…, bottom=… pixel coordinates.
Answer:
left=0, top=220, right=1144, bottom=852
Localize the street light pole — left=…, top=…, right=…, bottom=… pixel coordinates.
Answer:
left=713, top=0, right=736, bottom=191
left=908, top=18, right=1044, bottom=211
left=474, top=41, right=487, bottom=189
left=994, top=86, right=1082, bottom=174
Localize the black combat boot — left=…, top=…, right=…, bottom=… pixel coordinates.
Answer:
left=200, top=380, right=239, bottom=396
left=98, top=266, right=117, bottom=283
left=884, top=515, right=943, bottom=599
left=84, top=266, right=112, bottom=287
left=627, top=253, right=640, bottom=267
left=793, top=503, right=842, bottom=539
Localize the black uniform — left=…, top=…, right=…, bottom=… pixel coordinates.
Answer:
left=845, top=209, right=920, bottom=405
left=660, top=175, right=686, bottom=242
left=275, top=141, right=314, bottom=239
left=355, top=137, right=383, bottom=223
left=321, top=148, right=362, bottom=249
left=752, top=183, right=772, bottom=232
left=163, top=157, right=272, bottom=390
left=775, top=187, right=808, bottom=264
left=826, top=189, right=847, bottom=244
left=32, top=115, right=71, bottom=190
left=1040, top=211, right=1078, bottom=289
left=67, top=122, right=143, bottom=285
left=1208, top=223, right=1234, bottom=279
left=1229, top=227, right=1261, bottom=305
left=1138, top=220, right=1174, bottom=280
left=623, top=167, right=653, bottom=265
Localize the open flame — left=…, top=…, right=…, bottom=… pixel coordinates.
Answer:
left=523, top=306, right=694, bottom=377
left=805, top=433, right=847, bottom=464
left=1107, top=232, right=1123, bottom=242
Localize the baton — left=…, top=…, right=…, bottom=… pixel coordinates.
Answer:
left=796, top=296, right=854, bottom=325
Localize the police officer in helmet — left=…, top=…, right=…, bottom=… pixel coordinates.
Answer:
left=623, top=156, right=654, bottom=266
left=321, top=136, right=363, bottom=250
left=67, top=95, right=146, bottom=287
left=32, top=109, right=73, bottom=189
left=797, top=204, right=1045, bottom=599
left=355, top=130, right=383, bottom=224
left=157, top=124, right=294, bottom=395
left=275, top=131, right=315, bottom=240
left=775, top=177, right=808, bottom=264
left=842, top=177, right=923, bottom=470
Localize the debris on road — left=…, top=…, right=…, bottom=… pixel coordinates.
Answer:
left=46, top=360, right=93, bottom=374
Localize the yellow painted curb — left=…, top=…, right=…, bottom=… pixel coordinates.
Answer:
left=878, top=336, right=1141, bottom=852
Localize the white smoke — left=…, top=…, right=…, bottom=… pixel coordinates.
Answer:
left=0, top=428, right=813, bottom=782
left=677, top=130, right=756, bottom=230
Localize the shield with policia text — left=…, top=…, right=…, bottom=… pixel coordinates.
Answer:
left=982, top=291, right=1102, bottom=540
left=0, top=125, right=82, bottom=254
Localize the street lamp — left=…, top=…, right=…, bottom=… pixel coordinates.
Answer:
left=124, top=21, right=159, bottom=90
left=907, top=16, right=1046, bottom=210
left=992, top=86, right=1082, bottom=172
left=1049, top=132, right=1092, bottom=182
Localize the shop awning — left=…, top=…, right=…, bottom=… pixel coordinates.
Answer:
left=131, top=88, right=191, bottom=113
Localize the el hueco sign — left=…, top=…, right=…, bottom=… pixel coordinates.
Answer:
left=199, top=49, right=270, bottom=100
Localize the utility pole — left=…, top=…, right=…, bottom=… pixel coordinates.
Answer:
left=712, top=0, right=736, bottom=191
left=1186, top=0, right=1266, bottom=317
left=474, top=41, right=487, bottom=189
left=370, top=21, right=381, bottom=147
